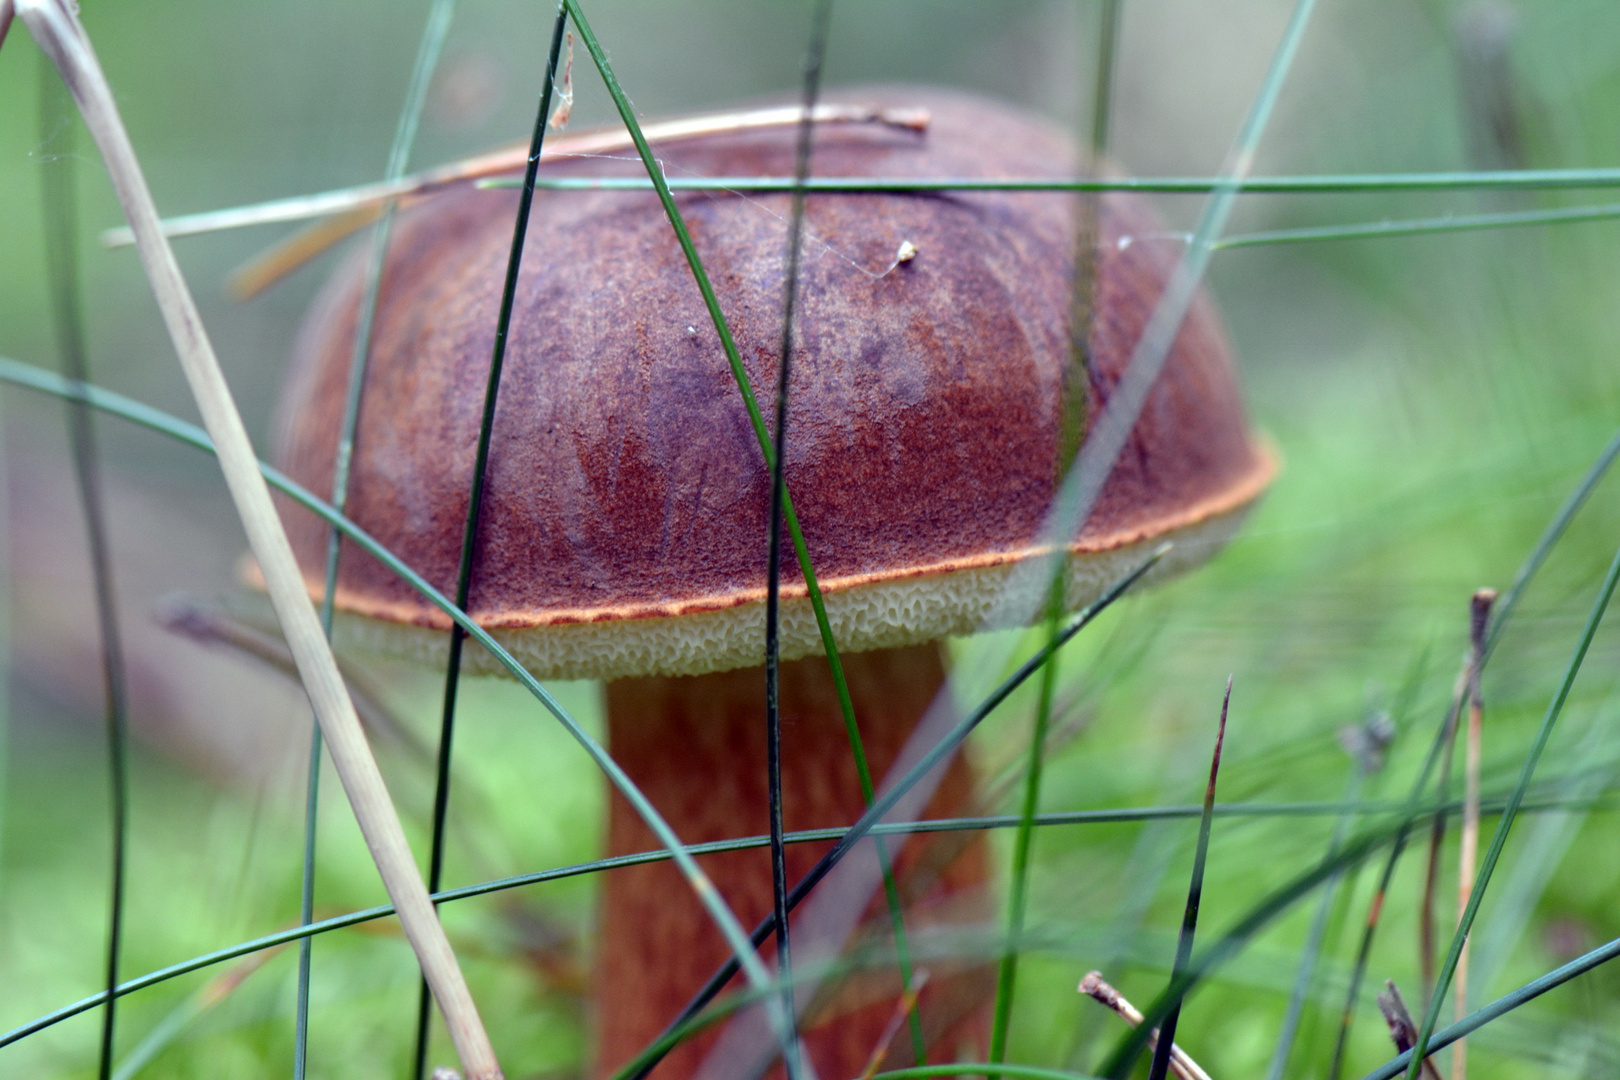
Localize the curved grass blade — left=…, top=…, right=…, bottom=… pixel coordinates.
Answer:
left=6, top=360, right=1615, bottom=1065
left=111, top=945, right=285, bottom=1080
left=0, top=340, right=786, bottom=1057
left=37, top=52, right=131, bottom=1080
left=3, top=783, right=1605, bottom=1055
left=287, top=2, right=464, bottom=1077
left=1403, top=539, right=1620, bottom=1079
left=875, top=1066, right=1105, bottom=1080
left=15, top=3, right=503, bottom=1073
left=1141, top=680, right=1229, bottom=1080
left=763, top=5, right=834, bottom=1075
left=374, top=165, right=1620, bottom=199
left=412, top=8, right=567, bottom=1077
left=1266, top=665, right=1409, bottom=1080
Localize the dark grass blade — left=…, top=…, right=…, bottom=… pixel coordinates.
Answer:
left=1402, top=539, right=1620, bottom=1079
left=37, top=53, right=131, bottom=1080
left=764, top=5, right=833, bottom=1076
left=8, top=363, right=1618, bottom=1059
left=620, top=548, right=1168, bottom=1080
left=284, top=1, right=462, bottom=1076
left=1142, top=679, right=1230, bottom=1080
left=413, top=9, right=568, bottom=1076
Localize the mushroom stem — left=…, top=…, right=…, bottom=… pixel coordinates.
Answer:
left=597, top=644, right=991, bottom=1080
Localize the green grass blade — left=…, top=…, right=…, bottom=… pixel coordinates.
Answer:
left=987, top=602, right=1064, bottom=1075
left=1403, top=537, right=1620, bottom=1079
left=1358, top=933, right=1620, bottom=1080
left=1486, top=425, right=1620, bottom=656
left=557, top=0, right=866, bottom=790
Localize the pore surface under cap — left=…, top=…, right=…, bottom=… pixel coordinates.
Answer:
left=271, top=88, right=1273, bottom=679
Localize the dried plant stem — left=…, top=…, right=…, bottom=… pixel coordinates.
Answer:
left=1374, top=981, right=1443, bottom=1080
left=101, top=102, right=929, bottom=249
left=1453, top=589, right=1496, bottom=1080
left=1078, top=973, right=1212, bottom=1080
left=14, top=3, right=501, bottom=1077
left=1420, top=661, right=1467, bottom=1002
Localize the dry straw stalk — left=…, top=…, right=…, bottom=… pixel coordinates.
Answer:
left=10, top=1, right=502, bottom=1076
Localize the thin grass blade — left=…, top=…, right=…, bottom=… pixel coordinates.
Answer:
left=412, top=8, right=566, bottom=1077
left=1404, top=540, right=1620, bottom=1078
left=37, top=50, right=131, bottom=1080
left=284, top=2, right=463, bottom=1076
left=762, top=4, right=834, bottom=1076
left=15, top=3, right=502, bottom=1073
left=1141, top=680, right=1230, bottom=1080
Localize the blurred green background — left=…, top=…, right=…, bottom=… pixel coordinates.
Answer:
left=4, top=1, right=1620, bottom=1078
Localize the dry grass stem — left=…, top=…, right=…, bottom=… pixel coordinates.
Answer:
left=1421, top=661, right=1470, bottom=1000
left=1078, top=971, right=1213, bottom=1080
left=1376, top=980, right=1444, bottom=1080
left=14, top=2, right=502, bottom=1076
left=1454, top=588, right=1496, bottom=1080
left=99, top=102, right=930, bottom=250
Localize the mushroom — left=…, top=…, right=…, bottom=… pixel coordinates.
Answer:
left=269, top=89, right=1274, bottom=1079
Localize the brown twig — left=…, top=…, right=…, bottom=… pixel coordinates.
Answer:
left=1454, top=588, right=1496, bottom=1080
left=1376, top=980, right=1445, bottom=1080
left=1078, top=972, right=1213, bottom=1080
left=15, top=3, right=502, bottom=1076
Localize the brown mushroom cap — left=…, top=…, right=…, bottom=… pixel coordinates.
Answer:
left=271, top=88, right=1274, bottom=681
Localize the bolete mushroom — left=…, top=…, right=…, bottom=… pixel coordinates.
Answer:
left=269, top=89, right=1274, bottom=1079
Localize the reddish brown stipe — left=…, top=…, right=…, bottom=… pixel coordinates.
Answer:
left=267, top=88, right=1273, bottom=1080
